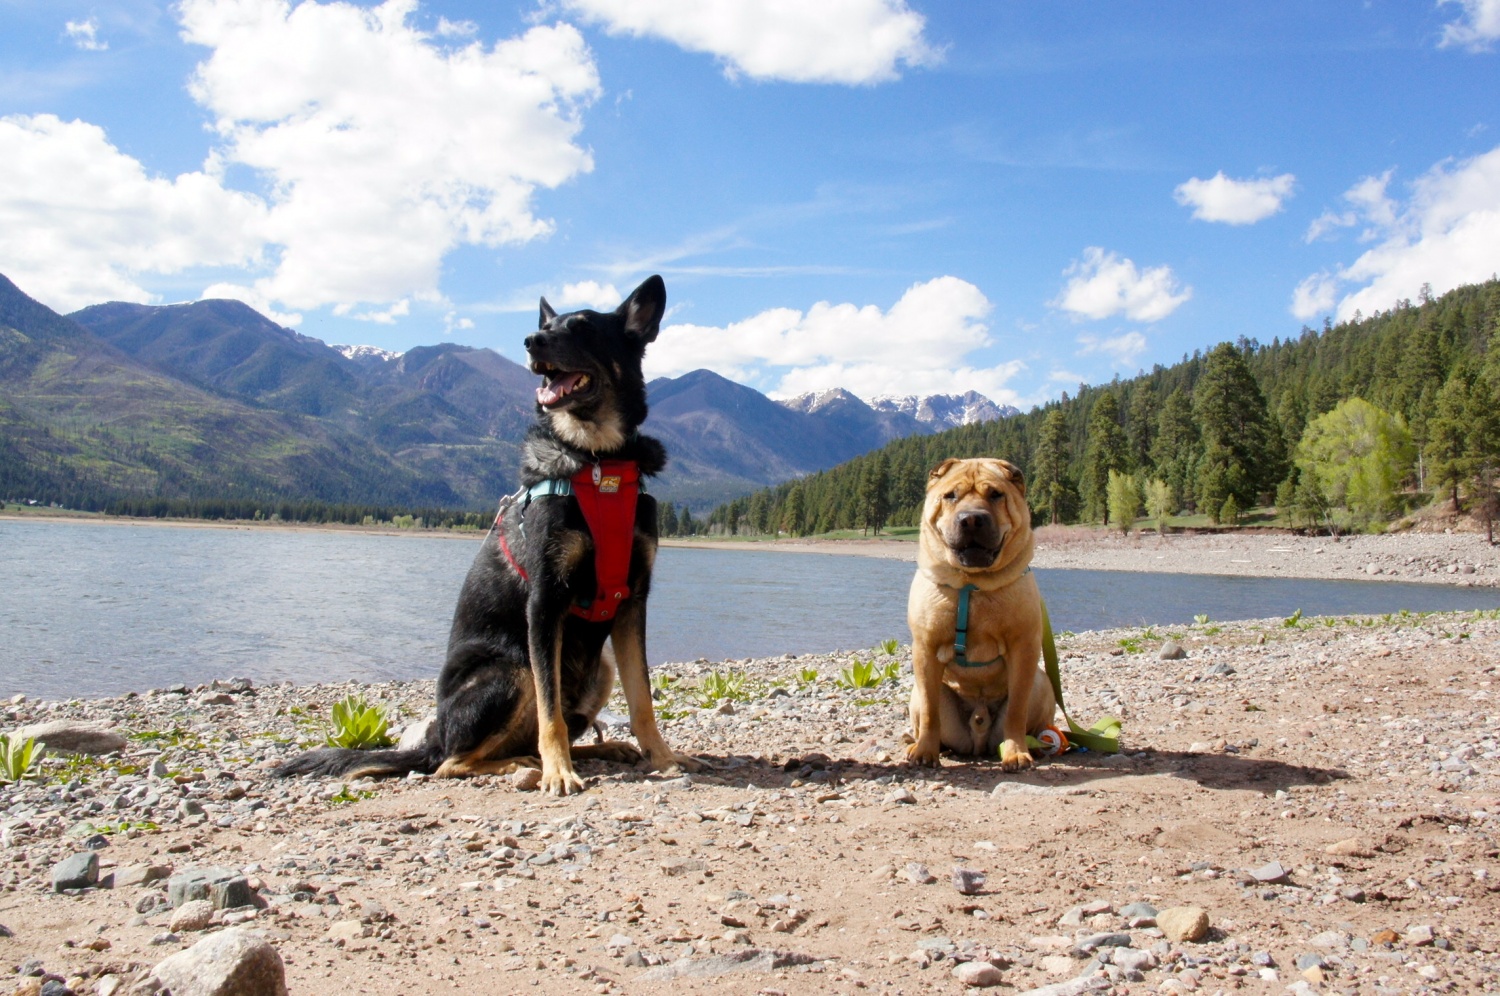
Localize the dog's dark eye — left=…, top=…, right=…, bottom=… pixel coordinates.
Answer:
left=943, top=491, right=957, bottom=502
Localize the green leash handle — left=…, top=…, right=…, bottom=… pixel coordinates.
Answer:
left=1039, top=599, right=1121, bottom=754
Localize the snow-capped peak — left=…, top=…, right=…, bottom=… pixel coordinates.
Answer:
left=332, top=343, right=403, bottom=364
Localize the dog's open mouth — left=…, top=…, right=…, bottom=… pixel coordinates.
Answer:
left=531, top=362, right=593, bottom=409
left=955, top=544, right=999, bottom=568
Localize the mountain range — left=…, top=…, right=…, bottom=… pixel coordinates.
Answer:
left=0, top=273, right=1014, bottom=512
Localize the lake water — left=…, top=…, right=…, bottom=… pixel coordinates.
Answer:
left=2, top=518, right=1496, bottom=699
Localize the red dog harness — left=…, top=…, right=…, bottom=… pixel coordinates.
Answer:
left=494, top=460, right=640, bottom=622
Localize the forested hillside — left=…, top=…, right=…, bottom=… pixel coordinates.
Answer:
left=700, top=280, right=1500, bottom=537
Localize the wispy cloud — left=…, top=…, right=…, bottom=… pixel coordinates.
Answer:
left=1439, top=0, right=1500, bottom=51
left=64, top=18, right=109, bottom=51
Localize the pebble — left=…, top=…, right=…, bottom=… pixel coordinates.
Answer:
left=952, top=961, right=1004, bottom=986
left=512, top=767, right=542, bottom=791
left=951, top=866, right=986, bottom=895
left=905, top=862, right=937, bottom=885
left=169, top=899, right=216, bottom=932
left=1159, top=641, right=1187, bottom=660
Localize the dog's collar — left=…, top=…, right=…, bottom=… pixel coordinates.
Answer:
left=946, top=571, right=1029, bottom=669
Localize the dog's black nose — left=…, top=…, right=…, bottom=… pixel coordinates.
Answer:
left=956, top=509, right=992, bottom=535
left=524, top=334, right=538, bottom=351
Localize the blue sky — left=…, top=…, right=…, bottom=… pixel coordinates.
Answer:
left=2, top=1, right=1499, bottom=408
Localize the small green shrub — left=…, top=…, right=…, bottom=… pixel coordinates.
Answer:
left=1192, top=613, right=1210, bottom=626
left=877, top=638, right=900, bottom=656
left=0, top=733, right=45, bottom=784
left=796, top=667, right=819, bottom=686
left=1282, top=608, right=1304, bottom=628
left=325, top=695, right=394, bottom=749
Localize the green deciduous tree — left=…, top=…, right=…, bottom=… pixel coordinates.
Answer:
left=1295, top=397, right=1415, bottom=527
left=1106, top=469, right=1140, bottom=535
left=1145, top=478, right=1173, bottom=535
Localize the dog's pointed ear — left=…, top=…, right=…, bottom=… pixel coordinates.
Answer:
left=539, top=297, right=557, bottom=328
left=928, top=458, right=960, bottom=483
left=616, top=275, right=666, bottom=343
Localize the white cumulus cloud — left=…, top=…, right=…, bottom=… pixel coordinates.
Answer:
left=645, top=277, right=1023, bottom=402
left=1052, top=247, right=1191, bottom=323
left=0, top=114, right=268, bottom=312
left=1291, top=144, right=1500, bottom=321
left=1440, top=0, right=1500, bottom=51
left=180, top=0, right=600, bottom=315
left=1173, top=171, right=1295, bottom=225
left=0, top=0, right=601, bottom=320
left=559, top=0, right=939, bottom=84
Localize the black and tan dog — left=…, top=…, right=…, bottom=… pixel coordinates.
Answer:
left=905, top=457, right=1057, bottom=771
left=275, top=275, right=699, bottom=795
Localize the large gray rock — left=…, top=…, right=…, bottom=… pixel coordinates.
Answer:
left=15, top=720, right=126, bottom=756
left=397, top=716, right=433, bottom=751
left=151, top=927, right=288, bottom=996
left=637, top=948, right=818, bottom=981
left=51, top=852, right=99, bottom=891
left=169, top=866, right=243, bottom=908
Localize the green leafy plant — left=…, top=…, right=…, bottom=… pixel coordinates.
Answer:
left=1117, top=636, right=1143, bottom=654
left=330, top=784, right=377, bottom=805
left=650, top=673, right=678, bottom=699
left=0, top=733, right=45, bottom=784
left=325, top=695, right=394, bottom=749
left=1192, top=613, right=1210, bottom=626
left=797, top=667, right=819, bottom=686
left=876, top=638, right=900, bottom=656
left=694, top=670, right=747, bottom=707
left=79, top=819, right=159, bottom=835
left=836, top=659, right=901, bottom=690
left=1282, top=608, right=1304, bottom=628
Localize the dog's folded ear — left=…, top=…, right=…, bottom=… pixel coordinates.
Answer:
left=617, top=275, right=666, bottom=343
left=539, top=297, right=557, bottom=327
left=928, top=457, right=960, bottom=482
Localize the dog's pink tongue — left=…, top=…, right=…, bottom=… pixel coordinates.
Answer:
left=536, top=371, right=584, bottom=407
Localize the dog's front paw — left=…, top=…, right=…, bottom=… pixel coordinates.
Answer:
left=540, top=765, right=587, bottom=796
left=904, top=739, right=941, bottom=767
left=594, top=741, right=644, bottom=765
left=646, top=749, right=707, bottom=775
left=999, top=740, right=1035, bottom=772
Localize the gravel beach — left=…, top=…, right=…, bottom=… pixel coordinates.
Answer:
left=3, top=529, right=1499, bottom=995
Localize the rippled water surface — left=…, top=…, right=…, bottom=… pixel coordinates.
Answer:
left=2, top=518, right=1495, bottom=698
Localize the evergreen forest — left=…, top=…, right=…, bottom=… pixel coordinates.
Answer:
left=694, top=280, right=1500, bottom=540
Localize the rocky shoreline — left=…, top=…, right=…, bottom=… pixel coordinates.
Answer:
left=5, top=609, right=1500, bottom=994
left=674, top=529, right=1500, bottom=588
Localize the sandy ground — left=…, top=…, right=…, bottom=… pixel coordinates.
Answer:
left=668, top=531, right=1499, bottom=588
left=5, top=606, right=1500, bottom=995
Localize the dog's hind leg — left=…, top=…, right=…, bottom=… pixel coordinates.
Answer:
left=611, top=600, right=703, bottom=774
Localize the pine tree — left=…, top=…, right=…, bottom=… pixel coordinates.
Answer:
left=1082, top=392, right=1127, bottom=523
left=782, top=485, right=805, bottom=537
left=1151, top=388, right=1199, bottom=511
left=1426, top=372, right=1471, bottom=512
left=1194, top=342, right=1277, bottom=506
left=1032, top=407, right=1070, bottom=525
left=857, top=453, right=891, bottom=536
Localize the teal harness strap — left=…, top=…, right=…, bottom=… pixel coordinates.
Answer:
left=952, top=582, right=1004, bottom=668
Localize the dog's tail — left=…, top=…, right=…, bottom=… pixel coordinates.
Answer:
left=271, top=745, right=436, bottom=780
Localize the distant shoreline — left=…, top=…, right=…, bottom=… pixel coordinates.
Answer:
left=0, top=509, right=480, bottom=540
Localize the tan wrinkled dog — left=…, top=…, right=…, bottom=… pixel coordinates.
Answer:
left=906, top=457, right=1057, bottom=771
